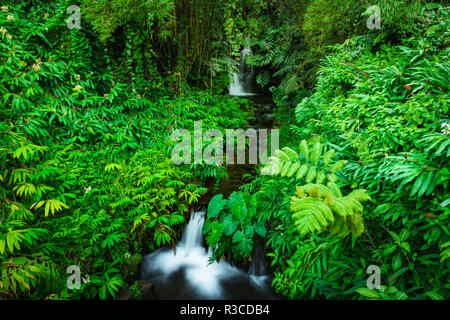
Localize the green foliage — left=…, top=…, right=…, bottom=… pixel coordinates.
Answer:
left=203, top=192, right=266, bottom=261
left=239, top=2, right=450, bottom=301
left=261, top=140, right=347, bottom=183
left=0, top=1, right=248, bottom=299
left=250, top=24, right=315, bottom=95
left=290, top=183, right=369, bottom=237
left=83, top=0, right=175, bottom=42
left=272, top=3, right=449, bottom=300
left=303, top=0, right=424, bottom=51
left=1, top=0, right=448, bottom=302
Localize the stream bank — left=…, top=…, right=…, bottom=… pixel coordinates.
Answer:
left=118, top=95, right=279, bottom=300
left=123, top=45, right=280, bottom=300
left=198, top=94, right=275, bottom=206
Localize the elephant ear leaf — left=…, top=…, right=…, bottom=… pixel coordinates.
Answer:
left=254, top=221, right=267, bottom=237
left=246, top=193, right=257, bottom=219
left=223, top=214, right=239, bottom=236
left=206, top=221, right=225, bottom=246
left=207, top=194, right=226, bottom=218
left=230, top=192, right=247, bottom=222
left=232, top=230, right=253, bottom=258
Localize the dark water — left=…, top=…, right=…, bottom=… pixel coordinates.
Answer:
left=141, top=254, right=274, bottom=300
left=141, top=212, right=275, bottom=300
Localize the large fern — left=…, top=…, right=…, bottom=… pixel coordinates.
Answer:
left=261, top=139, right=347, bottom=184
left=290, top=183, right=370, bottom=237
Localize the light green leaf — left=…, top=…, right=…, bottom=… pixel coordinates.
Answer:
left=207, top=194, right=226, bottom=219
left=356, top=288, right=381, bottom=299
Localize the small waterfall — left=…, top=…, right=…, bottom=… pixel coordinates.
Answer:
left=249, top=242, right=265, bottom=276
left=229, top=46, right=257, bottom=96
left=180, top=210, right=205, bottom=251
left=249, top=241, right=268, bottom=288
left=141, top=211, right=273, bottom=299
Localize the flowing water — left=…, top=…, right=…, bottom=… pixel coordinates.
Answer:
left=140, top=45, right=276, bottom=300
left=141, top=211, right=274, bottom=300
left=229, top=47, right=257, bottom=96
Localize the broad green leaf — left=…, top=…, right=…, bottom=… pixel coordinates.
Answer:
left=355, top=288, right=381, bottom=299
left=392, top=253, right=402, bottom=271
left=254, top=221, right=267, bottom=237
left=223, top=214, right=239, bottom=236
left=389, top=267, right=409, bottom=282
left=0, top=238, right=4, bottom=254
left=399, top=242, right=411, bottom=254
left=232, top=230, right=244, bottom=243
left=207, top=194, right=226, bottom=219
left=389, top=231, right=400, bottom=242
left=230, top=192, right=247, bottom=222
left=424, top=291, right=444, bottom=300
left=205, top=222, right=225, bottom=246
left=399, top=229, right=410, bottom=242
left=245, top=225, right=254, bottom=238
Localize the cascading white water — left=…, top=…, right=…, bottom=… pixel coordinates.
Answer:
left=229, top=47, right=257, bottom=96
left=248, top=241, right=268, bottom=288
left=141, top=211, right=272, bottom=299
left=180, top=211, right=205, bottom=251
left=229, top=73, right=246, bottom=96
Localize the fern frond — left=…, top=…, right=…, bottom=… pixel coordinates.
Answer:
left=290, top=182, right=369, bottom=238
left=347, top=189, right=371, bottom=202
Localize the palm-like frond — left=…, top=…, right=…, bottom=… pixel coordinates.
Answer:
left=290, top=183, right=370, bottom=237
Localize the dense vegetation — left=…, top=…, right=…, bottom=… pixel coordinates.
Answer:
left=1, top=0, right=448, bottom=300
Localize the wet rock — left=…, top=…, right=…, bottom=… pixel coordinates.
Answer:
left=146, top=271, right=210, bottom=300
left=220, top=274, right=274, bottom=300
left=260, top=113, right=274, bottom=127
left=115, top=280, right=157, bottom=300
left=123, top=253, right=142, bottom=282
left=249, top=124, right=261, bottom=131
left=260, top=104, right=272, bottom=113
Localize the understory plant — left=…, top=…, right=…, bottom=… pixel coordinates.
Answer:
left=203, top=191, right=267, bottom=262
